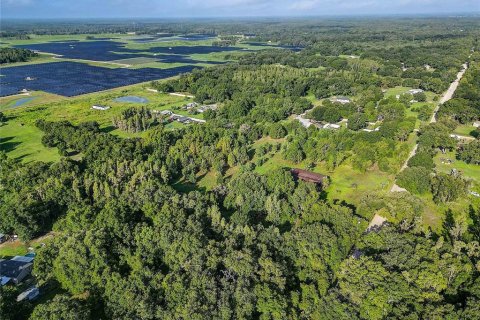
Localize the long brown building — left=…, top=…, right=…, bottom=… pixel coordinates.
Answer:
left=290, top=168, right=326, bottom=184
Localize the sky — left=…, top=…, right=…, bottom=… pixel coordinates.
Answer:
left=1, top=0, right=479, bottom=19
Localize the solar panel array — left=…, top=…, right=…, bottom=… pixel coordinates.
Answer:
left=14, top=41, right=241, bottom=62
left=0, top=62, right=198, bottom=97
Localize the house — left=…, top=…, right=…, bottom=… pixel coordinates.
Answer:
left=197, top=104, right=218, bottom=113
left=159, top=110, right=173, bottom=116
left=92, top=105, right=110, bottom=111
left=473, top=121, right=480, bottom=128
left=176, top=116, right=190, bottom=124
left=408, top=89, right=424, bottom=95
left=323, top=123, right=340, bottom=130
left=295, top=115, right=313, bottom=128
left=184, top=102, right=198, bottom=110
left=331, top=96, right=351, bottom=104
left=0, top=258, right=33, bottom=284
left=17, top=286, right=39, bottom=302
left=291, top=168, right=326, bottom=185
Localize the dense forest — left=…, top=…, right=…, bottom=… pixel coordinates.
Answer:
left=2, top=119, right=480, bottom=319
left=1, top=18, right=480, bottom=320
left=0, top=48, right=37, bottom=64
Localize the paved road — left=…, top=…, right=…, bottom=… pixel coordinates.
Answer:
left=391, top=62, right=469, bottom=192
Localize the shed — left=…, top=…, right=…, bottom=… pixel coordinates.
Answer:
left=291, top=168, right=326, bottom=185
left=92, top=105, right=110, bottom=111
left=17, top=286, right=39, bottom=302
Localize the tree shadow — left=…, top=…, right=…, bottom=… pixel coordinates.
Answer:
left=100, top=125, right=116, bottom=133
left=0, top=141, right=22, bottom=153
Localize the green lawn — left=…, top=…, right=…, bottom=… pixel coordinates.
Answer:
left=434, top=150, right=480, bottom=184
left=0, top=233, right=56, bottom=259
left=0, top=122, right=61, bottom=163
left=454, top=124, right=477, bottom=137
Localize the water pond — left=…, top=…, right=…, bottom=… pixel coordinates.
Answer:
left=12, top=97, right=36, bottom=107
left=114, top=96, right=149, bottom=103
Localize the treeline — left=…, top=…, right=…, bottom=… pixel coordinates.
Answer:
left=112, top=107, right=159, bottom=133
left=0, top=48, right=37, bottom=64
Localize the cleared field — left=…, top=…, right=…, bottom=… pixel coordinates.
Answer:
left=0, top=82, right=204, bottom=162
left=434, top=150, right=480, bottom=184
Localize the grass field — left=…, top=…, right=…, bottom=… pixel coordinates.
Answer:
left=434, top=150, right=480, bottom=184
left=0, top=233, right=55, bottom=259
left=0, top=81, right=202, bottom=162
left=454, top=124, right=477, bottom=137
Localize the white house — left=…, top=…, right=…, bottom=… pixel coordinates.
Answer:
left=473, top=121, right=480, bottom=128
left=408, top=89, right=424, bottom=95
left=92, top=105, right=110, bottom=111
left=331, top=96, right=351, bottom=104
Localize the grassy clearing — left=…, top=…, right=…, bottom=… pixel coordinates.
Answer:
left=454, top=124, right=477, bottom=137
left=0, top=122, right=61, bottom=163
left=434, top=150, right=480, bottom=184
left=0, top=82, right=201, bottom=162
left=0, top=233, right=56, bottom=259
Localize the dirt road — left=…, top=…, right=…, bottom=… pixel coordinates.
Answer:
left=391, top=62, right=469, bottom=192
left=430, top=62, right=468, bottom=123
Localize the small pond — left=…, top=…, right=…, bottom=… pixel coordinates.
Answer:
left=12, top=97, right=35, bottom=107
left=114, top=96, right=149, bottom=103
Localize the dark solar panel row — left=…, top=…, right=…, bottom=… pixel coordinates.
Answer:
left=0, top=61, right=199, bottom=97
left=14, top=41, right=242, bottom=61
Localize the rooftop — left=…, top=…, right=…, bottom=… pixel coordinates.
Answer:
left=291, top=168, right=326, bottom=184
left=0, top=259, right=32, bottom=279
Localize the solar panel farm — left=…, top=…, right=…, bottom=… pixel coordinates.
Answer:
left=0, top=33, right=293, bottom=162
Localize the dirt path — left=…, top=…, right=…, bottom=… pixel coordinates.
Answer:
left=430, top=62, right=468, bottom=123
left=169, top=92, right=194, bottom=98
left=391, top=62, right=469, bottom=192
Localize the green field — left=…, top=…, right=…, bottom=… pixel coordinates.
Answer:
left=0, top=81, right=203, bottom=162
